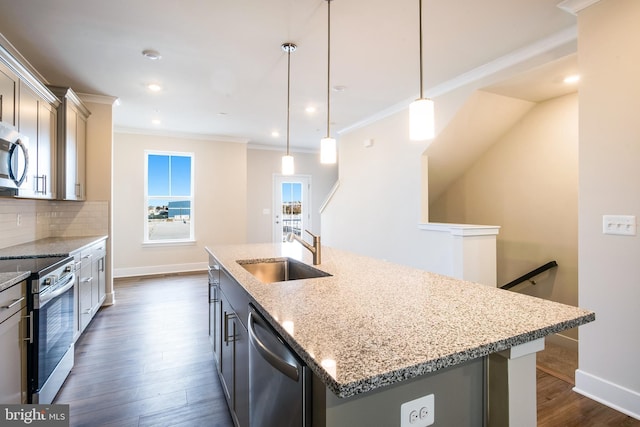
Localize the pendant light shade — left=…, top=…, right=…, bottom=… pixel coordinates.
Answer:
left=409, top=98, right=435, bottom=140
left=321, top=0, right=337, bottom=164
left=281, top=154, right=294, bottom=175
left=320, top=137, right=337, bottom=164
left=281, top=42, right=297, bottom=175
left=410, top=0, right=435, bottom=141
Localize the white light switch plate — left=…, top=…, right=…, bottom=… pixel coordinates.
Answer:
left=602, top=215, right=636, bottom=236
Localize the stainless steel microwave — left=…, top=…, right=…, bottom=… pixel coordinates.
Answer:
left=0, top=122, right=29, bottom=193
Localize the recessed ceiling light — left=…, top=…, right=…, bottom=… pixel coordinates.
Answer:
left=563, top=74, right=580, bottom=84
left=147, top=83, right=162, bottom=92
left=142, top=49, right=162, bottom=60
left=271, top=131, right=280, bottom=138
left=305, top=106, right=316, bottom=113
left=151, top=119, right=161, bottom=125
left=332, top=85, right=346, bottom=92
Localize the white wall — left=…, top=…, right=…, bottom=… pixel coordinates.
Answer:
left=246, top=148, right=338, bottom=243
left=430, top=93, right=579, bottom=338
left=112, top=132, right=247, bottom=277
left=575, top=0, right=640, bottom=418
left=322, top=110, right=433, bottom=269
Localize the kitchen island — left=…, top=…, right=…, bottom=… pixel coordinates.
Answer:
left=206, top=243, right=594, bottom=426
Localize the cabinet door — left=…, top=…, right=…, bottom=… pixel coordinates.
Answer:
left=234, top=321, right=249, bottom=427
left=219, top=290, right=249, bottom=427
left=37, top=101, right=56, bottom=198
left=17, top=83, right=38, bottom=198
left=97, top=256, right=106, bottom=304
left=75, top=112, right=86, bottom=200
left=17, top=83, right=56, bottom=199
left=91, top=256, right=100, bottom=313
left=78, top=259, right=93, bottom=332
left=0, top=307, right=26, bottom=404
left=64, top=107, right=78, bottom=200
left=220, top=293, right=234, bottom=405
left=0, top=64, right=17, bottom=126
left=209, top=283, right=222, bottom=370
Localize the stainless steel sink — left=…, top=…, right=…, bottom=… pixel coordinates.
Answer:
left=237, top=257, right=331, bottom=283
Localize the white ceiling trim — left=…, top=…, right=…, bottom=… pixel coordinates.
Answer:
left=78, top=93, right=119, bottom=106
left=114, top=127, right=249, bottom=144
left=247, top=143, right=318, bottom=154
left=338, top=25, right=578, bottom=137
left=557, top=0, right=602, bottom=15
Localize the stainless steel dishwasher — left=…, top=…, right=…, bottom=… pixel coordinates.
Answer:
left=248, top=305, right=310, bottom=427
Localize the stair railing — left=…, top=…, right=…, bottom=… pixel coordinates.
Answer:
left=500, top=261, right=558, bottom=290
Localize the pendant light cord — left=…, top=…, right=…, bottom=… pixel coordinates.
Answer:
left=418, top=0, right=424, bottom=99
left=326, top=0, right=332, bottom=138
left=286, top=46, right=292, bottom=156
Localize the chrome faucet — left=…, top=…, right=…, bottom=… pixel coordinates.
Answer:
left=286, top=229, right=321, bottom=265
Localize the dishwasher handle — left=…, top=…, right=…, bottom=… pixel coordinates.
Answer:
left=248, top=311, right=299, bottom=382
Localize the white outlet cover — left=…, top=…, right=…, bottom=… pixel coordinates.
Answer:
left=400, top=394, right=434, bottom=427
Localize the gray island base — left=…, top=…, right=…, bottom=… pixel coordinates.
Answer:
left=206, top=243, right=594, bottom=427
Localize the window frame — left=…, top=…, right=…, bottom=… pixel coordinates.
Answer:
left=143, top=150, right=195, bottom=245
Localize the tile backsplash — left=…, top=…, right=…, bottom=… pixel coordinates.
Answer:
left=0, top=199, right=109, bottom=249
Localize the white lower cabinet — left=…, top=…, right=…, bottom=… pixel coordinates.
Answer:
left=73, top=239, right=107, bottom=336
left=0, top=279, right=28, bottom=404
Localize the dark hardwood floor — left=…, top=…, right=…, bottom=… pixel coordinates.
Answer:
left=54, top=273, right=233, bottom=427
left=54, top=273, right=639, bottom=426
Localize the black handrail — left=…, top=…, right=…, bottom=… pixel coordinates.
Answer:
left=500, top=261, right=558, bottom=290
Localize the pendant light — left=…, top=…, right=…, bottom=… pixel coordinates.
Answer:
left=320, top=0, right=337, bottom=164
left=281, top=42, right=297, bottom=175
left=409, top=0, right=435, bottom=141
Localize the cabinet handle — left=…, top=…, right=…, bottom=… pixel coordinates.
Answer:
left=83, top=277, right=92, bottom=283
left=224, top=311, right=236, bottom=345
left=0, top=94, right=3, bottom=122
left=1, top=296, right=25, bottom=309
left=34, top=175, right=47, bottom=194
left=23, top=312, right=33, bottom=344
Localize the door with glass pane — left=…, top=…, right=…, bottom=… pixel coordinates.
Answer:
left=273, top=175, right=310, bottom=243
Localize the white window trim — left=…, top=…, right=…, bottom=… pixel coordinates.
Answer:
left=144, top=150, right=195, bottom=245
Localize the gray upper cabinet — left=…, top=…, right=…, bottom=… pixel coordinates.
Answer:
left=0, top=61, right=17, bottom=127
left=1, top=41, right=60, bottom=200
left=47, top=86, right=90, bottom=201
left=18, top=82, right=57, bottom=199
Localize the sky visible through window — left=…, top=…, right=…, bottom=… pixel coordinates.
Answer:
left=282, top=182, right=302, bottom=202
left=148, top=154, right=191, bottom=207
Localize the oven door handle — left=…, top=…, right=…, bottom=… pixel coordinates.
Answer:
left=39, top=273, right=75, bottom=307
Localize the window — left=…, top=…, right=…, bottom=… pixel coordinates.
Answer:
left=144, top=151, right=194, bottom=243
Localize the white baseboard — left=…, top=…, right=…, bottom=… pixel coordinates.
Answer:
left=113, top=262, right=208, bottom=278
left=574, top=369, right=640, bottom=420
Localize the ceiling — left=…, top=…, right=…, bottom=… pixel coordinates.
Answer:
left=0, top=0, right=577, bottom=152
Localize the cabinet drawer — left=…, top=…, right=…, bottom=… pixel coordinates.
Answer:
left=219, top=268, right=249, bottom=330
left=0, top=281, right=26, bottom=323
left=79, top=240, right=106, bottom=264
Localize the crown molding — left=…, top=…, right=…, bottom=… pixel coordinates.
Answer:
left=114, top=126, right=249, bottom=144
left=78, top=93, right=119, bottom=105
left=557, top=0, right=602, bottom=15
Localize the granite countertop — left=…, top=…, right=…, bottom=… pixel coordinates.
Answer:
left=0, top=236, right=108, bottom=260
left=0, top=235, right=108, bottom=291
left=0, top=271, right=31, bottom=292
left=207, top=243, right=595, bottom=399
